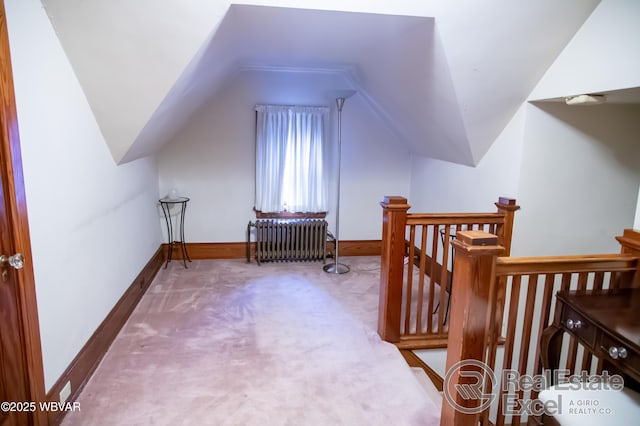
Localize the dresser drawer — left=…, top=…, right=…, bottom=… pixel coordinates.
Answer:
left=560, top=306, right=597, bottom=350
left=599, top=333, right=640, bottom=379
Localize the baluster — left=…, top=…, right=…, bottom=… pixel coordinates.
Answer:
left=405, top=225, right=416, bottom=334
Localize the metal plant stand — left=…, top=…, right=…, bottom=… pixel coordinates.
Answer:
left=159, top=196, right=191, bottom=268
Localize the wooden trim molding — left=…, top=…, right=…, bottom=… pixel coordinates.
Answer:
left=164, top=242, right=250, bottom=260
left=163, top=240, right=382, bottom=262
left=330, top=240, right=381, bottom=257
left=46, top=247, right=164, bottom=426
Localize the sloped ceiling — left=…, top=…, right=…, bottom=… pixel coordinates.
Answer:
left=41, top=0, right=600, bottom=165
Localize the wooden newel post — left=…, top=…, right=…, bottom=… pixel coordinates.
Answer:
left=494, top=197, right=519, bottom=256
left=616, top=229, right=640, bottom=256
left=615, top=229, right=640, bottom=288
left=378, top=196, right=410, bottom=343
left=441, top=231, right=504, bottom=426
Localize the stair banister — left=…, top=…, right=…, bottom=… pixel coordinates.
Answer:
left=378, top=196, right=410, bottom=343
left=441, top=230, right=504, bottom=426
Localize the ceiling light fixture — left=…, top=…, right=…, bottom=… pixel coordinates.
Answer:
left=565, top=94, right=607, bottom=106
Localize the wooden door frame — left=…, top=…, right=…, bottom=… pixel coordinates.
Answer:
left=0, top=1, right=47, bottom=425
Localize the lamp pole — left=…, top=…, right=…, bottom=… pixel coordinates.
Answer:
left=324, top=96, right=351, bottom=274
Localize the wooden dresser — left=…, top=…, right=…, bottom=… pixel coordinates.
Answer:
left=543, top=288, right=640, bottom=388
left=535, top=289, right=640, bottom=425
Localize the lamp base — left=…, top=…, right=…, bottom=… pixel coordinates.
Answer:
left=323, top=262, right=350, bottom=274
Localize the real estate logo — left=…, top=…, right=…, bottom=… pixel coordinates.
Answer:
left=443, top=359, right=497, bottom=414
left=443, top=359, right=625, bottom=417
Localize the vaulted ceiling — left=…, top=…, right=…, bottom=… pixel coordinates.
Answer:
left=41, top=0, right=600, bottom=165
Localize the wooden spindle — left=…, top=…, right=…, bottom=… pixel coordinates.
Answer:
left=378, top=196, right=410, bottom=342
left=429, top=225, right=439, bottom=333
left=438, top=225, right=452, bottom=332
left=417, top=225, right=428, bottom=334
left=532, top=274, right=556, bottom=377
left=593, top=271, right=605, bottom=290
left=496, top=275, right=521, bottom=426
left=405, top=225, right=416, bottom=335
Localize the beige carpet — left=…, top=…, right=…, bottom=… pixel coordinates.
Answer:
left=61, top=257, right=440, bottom=425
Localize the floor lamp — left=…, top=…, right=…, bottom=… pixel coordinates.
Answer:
left=324, top=91, right=355, bottom=274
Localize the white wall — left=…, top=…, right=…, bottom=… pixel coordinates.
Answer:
left=530, top=0, right=640, bottom=101
left=338, top=94, right=411, bottom=240
left=513, top=103, right=640, bottom=256
left=511, top=0, right=640, bottom=255
left=409, top=102, right=640, bottom=259
left=158, top=68, right=411, bottom=243
left=412, top=0, right=640, bottom=375
left=409, top=0, right=640, bottom=256
left=409, top=104, right=526, bottom=214
left=6, top=0, right=161, bottom=390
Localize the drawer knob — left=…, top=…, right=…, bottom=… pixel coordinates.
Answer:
left=609, top=346, right=628, bottom=360
left=567, top=319, right=582, bottom=329
left=619, top=347, right=628, bottom=359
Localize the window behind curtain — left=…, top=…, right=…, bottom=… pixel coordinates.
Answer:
left=255, top=104, right=329, bottom=214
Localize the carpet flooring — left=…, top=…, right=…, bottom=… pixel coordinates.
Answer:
left=61, top=257, right=441, bottom=425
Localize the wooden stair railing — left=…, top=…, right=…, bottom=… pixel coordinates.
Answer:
left=378, top=196, right=519, bottom=349
left=441, top=229, right=640, bottom=426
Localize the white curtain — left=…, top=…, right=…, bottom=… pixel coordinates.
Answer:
left=255, top=104, right=329, bottom=213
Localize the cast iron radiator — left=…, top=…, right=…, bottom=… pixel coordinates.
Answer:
left=247, top=219, right=328, bottom=264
